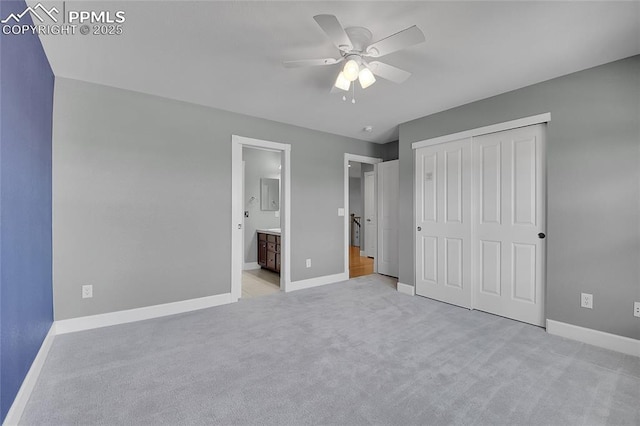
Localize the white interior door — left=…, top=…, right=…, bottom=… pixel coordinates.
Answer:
left=415, top=138, right=472, bottom=308
left=473, top=124, right=545, bottom=326
left=377, top=160, right=399, bottom=277
left=364, top=171, right=376, bottom=257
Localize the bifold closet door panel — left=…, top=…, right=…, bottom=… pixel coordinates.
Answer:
left=473, top=124, right=546, bottom=326
left=415, top=138, right=472, bottom=308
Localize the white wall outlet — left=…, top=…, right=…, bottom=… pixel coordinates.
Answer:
left=275, top=211, right=279, bottom=218
left=306, top=259, right=311, bottom=268
left=338, top=208, right=345, bottom=217
left=82, top=285, right=93, bottom=299
left=580, top=293, right=593, bottom=309
left=634, top=302, right=640, bottom=318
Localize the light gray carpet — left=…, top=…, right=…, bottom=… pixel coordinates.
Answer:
left=21, top=275, right=640, bottom=425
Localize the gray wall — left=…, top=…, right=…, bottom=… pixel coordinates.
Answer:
left=380, top=140, right=399, bottom=161
left=53, top=78, right=383, bottom=320
left=399, top=56, right=640, bottom=339
left=242, top=147, right=281, bottom=264
left=348, top=177, right=362, bottom=219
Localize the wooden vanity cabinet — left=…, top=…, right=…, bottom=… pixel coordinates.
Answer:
left=257, top=232, right=281, bottom=274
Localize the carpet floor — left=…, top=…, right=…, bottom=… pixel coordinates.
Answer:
left=21, top=275, right=640, bottom=425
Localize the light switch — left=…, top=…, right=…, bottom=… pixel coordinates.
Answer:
left=338, top=208, right=345, bottom=217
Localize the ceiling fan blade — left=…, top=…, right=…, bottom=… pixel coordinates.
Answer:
left=283, top=57, right=342, bottom=68
left=365, top=25, right=425, bottom=58
left=367, top=61, right=412, bottom=84
left=313, top=14, right=353, bottom=52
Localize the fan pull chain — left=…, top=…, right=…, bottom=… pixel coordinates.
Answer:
left=340, top=84, right=356, bottom=104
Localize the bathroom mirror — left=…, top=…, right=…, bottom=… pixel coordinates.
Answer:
left=260, top=178, right=280, bottom=211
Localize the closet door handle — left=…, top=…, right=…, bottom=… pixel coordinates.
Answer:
left=417, top=226, right=422, bottom=231
left=538, top=232, right=546, bottom=239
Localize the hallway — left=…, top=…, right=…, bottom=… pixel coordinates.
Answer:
left=349, top=245, right=374, bottom=278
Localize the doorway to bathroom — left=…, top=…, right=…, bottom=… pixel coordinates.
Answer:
left=241, top=146, right=282, bottom=298
left=231, top=135, right=291, bottom=301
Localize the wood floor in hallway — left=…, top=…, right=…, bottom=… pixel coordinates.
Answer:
left=349, top=245, right=374, bottom=278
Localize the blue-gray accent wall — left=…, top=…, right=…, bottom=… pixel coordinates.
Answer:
left=0, top=1, right=54, bottom=421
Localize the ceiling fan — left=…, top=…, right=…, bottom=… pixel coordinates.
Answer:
left=284, top=14, right=425, bottom=95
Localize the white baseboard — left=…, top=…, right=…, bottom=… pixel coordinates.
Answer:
left=546, top=319, right=640, bottom=357
left=397, top=282, right=415, bottom=296
left=3, top=324, right=56, bottom=426
left=56, top=292, right=235, bottom=334
left=243, top=262, right=260, bottom=271
left=287, top=272, right=349, bottom=292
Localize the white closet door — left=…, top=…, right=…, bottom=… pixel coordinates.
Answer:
left=364, top=171, right=376, bottom=258
left=415, top=138, right=472, bottom=308
left=473, top=124, right=545, bottom=326
left=377, top=160, right=399, bottom=277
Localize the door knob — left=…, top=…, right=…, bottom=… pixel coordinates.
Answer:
left=367, top=219, right=371, bottom=222
left=417, top=226, right=422, bottom=231
left=538, top=232, right=546, bottom=239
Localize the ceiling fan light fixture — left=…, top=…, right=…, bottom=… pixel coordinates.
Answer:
left=343, top=59, right=360, bottom=82
left=334, top=71, right=351, bottom=91
left=358, top=68, right=376, bottom=89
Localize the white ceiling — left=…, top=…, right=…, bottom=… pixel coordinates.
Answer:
left=32, top=1, right=640, bottom=143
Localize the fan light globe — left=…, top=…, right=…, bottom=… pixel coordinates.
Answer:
left=358, top=68, right=376, bottom=89
left=334, top=71, right=350, bottom=91
left=343, top=59, right=360, bottom=82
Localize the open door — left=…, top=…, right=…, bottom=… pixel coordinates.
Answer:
left=377, top=160, right=399, bottom=277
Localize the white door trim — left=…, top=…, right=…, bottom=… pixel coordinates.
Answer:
left=411, top=113, right=551, bottom=149
left=232, top=135, right=291, bottom=300
left=344, top=153, right=382, bottom=277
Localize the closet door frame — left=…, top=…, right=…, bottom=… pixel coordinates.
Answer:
left=412, top=113, right=550, bottom=325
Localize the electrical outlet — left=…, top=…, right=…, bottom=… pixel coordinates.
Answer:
left=581, top=293, right=593, bottom=309
left=634, top=302, right=640, bottom=318
left=306, top=259, right=311, bottom=268
left=82, top=285, right=93, bottom=299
